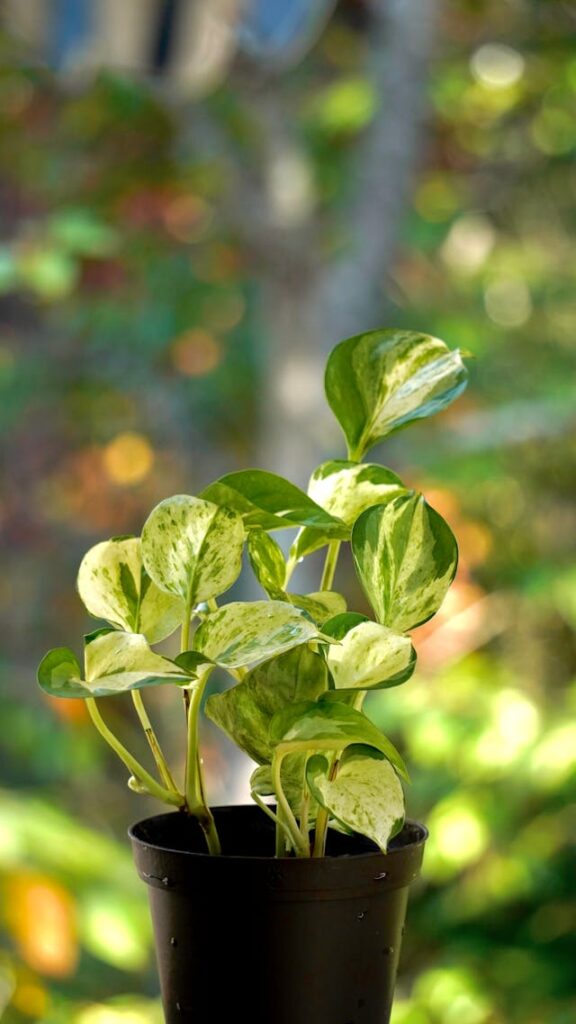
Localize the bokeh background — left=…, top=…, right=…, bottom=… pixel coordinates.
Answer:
left=1, top=2, right=575, bottom=1022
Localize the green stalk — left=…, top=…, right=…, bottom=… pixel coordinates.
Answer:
left=131, top=690, right=178, bottom=793
left=184, top=670, right=221, bottom=854
left=320, top=540, right=341, bottom=592
left=312, top=756, right=340, bottom=858
left=86, top=698, right=184, bottom=807
left=251, top=791, right=295, bottom=847
left=272, top=753, right=309, bottom=857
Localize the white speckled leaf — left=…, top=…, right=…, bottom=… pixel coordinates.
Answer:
left=77, top=537, right=185, bottom=643
left=206, top=645, right=328, bottom=763
left=193, top=600, right=327, bottom=668
left=141, top=495, right=245, bottom=606
left=306, top=744, right=405, bottom=852
left=292, top=461, right=407, bottom=560
left=288, top=591, right=347, bottom=626
left=270, top=697, right=409, bottom=780
left=325, top=619, right=416, bottom=690
left=37, top=632, right=190, bottom=699
left=325, top=329, right=468, bottom=458
left=352, top=493, right=458, bottom=632
left=247, top=528, right=286, bottom=598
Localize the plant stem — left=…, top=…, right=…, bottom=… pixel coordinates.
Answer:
left=131, top=690, right=178, bottom=793
left=251, top=791, right=295, bottom=846
left=272, top=754, right=309, bottom=856
left=312, top=756, right=340, bottom=858
left=86, top=698, right=184, bottom=807
left=320, top=540, right=341, bottom=591
left=184, top=671, right=221, bottom=854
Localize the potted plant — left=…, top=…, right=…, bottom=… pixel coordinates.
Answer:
left=38, top=328, right=468, bottom=1024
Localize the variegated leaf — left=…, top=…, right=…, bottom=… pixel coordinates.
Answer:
left=306, top=744, right=404, bottom=852
left=270, top=697, right=409, bottom=780
left=247, top=528, right=286, bottom=598
left=141, top=495, right=245, bottom=606
left=352, top=493, right=458, bottom=632
left=206, top=646, right=328, bottom=763
left=77, top=536, right=185, bottom=643
left=288, top=591, right=347, bottom=626
left=38, top=631, right=190, bottom=699
left=292, top=461, right=407, bottom=560
left=325, top=329, right=468, bottom=458
left=193, top=600, right=327, bottom=668
left=200, top=469, right=347, bottom=535
left=324, top=618, right=416, bottom=690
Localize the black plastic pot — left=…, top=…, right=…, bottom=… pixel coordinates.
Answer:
left=130, top=805, right=427, bottom=1024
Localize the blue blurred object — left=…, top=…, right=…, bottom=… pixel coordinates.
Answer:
left=238, top=0, right=337, bottom=63
left=50, top=0, right=92, bottom=70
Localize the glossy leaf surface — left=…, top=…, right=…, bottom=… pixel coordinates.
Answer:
left=200, top=469, right=346, bottom=534
left=193, top=600, right=327, bottom=668
left=141, top=495, right=245, bottom=605
left=352, top=493, right=458, bottom=631
left=247, top=528, right=286, bottom=598
left=324, top=619, right=416, bottom=690
left=77, top=536, right=184, bottom=643
left=206, top=646, right=328, bottom=763
left=288, top=590, right=347, bottom=626
left=293, top=461, right=407, bottom=559
left=325, top=329, right=468, bottom=457
left=306, top=744, right=404, bottom=852
left=270, top=697, right=408, bottom=780
left=38, top=632, right=190, bottom=698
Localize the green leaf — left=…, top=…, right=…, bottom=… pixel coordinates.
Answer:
left=206, top=646, right=328, bottom=763
left=306, top=744, right=404, bottom=852
left=352, top=493, right=458, bottom=631
left=193, top=601, right=328, bottom=668
left=77, top=537, right=185, bottom=643
left=38, top=633, right=190, bottom=699
left=293, top=461, right=407, bottom=560
left=270, top=697, right=409, bottom=781
left=288, top=591, right=347, bottom=626
left=324, top=619, right=416, bottom=690
left=325, top=329, right=468, bottom=457
left=37, top=647, right=87, bottom=698
left=141, top=495, right=245, bottom=606
left=247, top=528, right=286, bottom=598
left=200, top=469, right=347, bottom=534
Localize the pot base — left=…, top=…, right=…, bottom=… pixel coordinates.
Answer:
left=130, top=806, right=427, bottom=1024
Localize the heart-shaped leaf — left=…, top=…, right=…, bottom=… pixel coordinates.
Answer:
left=141, top=495, right=245, bottom=607
left=193, top=600, right=328, bottom=669
left=352, top=493, right=458, bottom=632
left=77, top=536, right=185, bottom=643
left=270, top=697, right=408, bottom=780
left=247, top=528, right=286, bottom=598
left=293, top=461, right=407, bottom=560
left=323, top=618, right=416, bottom=690
left=288, top=591, right=347, bottom=626
left=325, top=329, right=468, bottom=458
left=200, top=469, right=347, bottom=534
left=38, top=632, right=190, bottom=699
left=206, top=646, right=328, bottom=763
left=306, top=744, right=404, bottom=852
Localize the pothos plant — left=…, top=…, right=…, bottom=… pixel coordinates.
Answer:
left=38, top=329, right=468, bottom=859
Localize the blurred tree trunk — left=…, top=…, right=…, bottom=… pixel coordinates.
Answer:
left=253, top=0, right=438, bottom=477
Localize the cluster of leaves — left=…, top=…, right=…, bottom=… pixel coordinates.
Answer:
left=38, top=329, right=467, bottom=856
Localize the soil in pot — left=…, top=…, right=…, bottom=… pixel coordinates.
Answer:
left=130, top=805, right=427, bottom=1024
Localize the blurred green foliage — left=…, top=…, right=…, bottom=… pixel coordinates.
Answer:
left=0, top=1, right=575, bottom=1022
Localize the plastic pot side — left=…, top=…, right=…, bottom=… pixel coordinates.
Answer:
left=130, top=805, right=427, bottom=1024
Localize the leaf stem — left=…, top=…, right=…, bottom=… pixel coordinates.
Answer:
left=320, top=540, right=341, bottom=591
left=185, top=670, right=221, bottom=854
left=312, top=755, right=340, bottom=858
left=130, top=690, right=178, bottom=793
left=272, top=753, right=309, bottom=857
left=251, top=791, right=296, bottom=846
left=86, top=697, right=184, bottom=807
